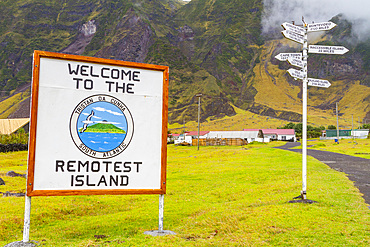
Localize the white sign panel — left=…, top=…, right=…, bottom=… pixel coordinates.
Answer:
left=27, top=51, right=169, bottom=196
left=308, top=78, right=331, bottom=88
left=307, top=22, right=336, bottom=32
left=287, top=68, right=304, bottom=80
left=308, top=45, right=349, bottom=55
left=288, top=57, right=304, bottom=68
left=282, top=22, right=305, bottom=36
left=275, top=53, right=302, bottom=61
left=282, top=30, right=304, bottom=44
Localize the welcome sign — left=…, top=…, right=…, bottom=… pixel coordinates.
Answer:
left=27, top=51, right=169, bottom=196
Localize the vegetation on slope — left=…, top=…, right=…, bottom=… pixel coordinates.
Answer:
left=0, top=0, right=370, bottom=129
left=1, top=146, right=369, bottom=246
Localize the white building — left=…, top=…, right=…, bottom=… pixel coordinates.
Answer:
left=206, top=130, right=269, bottom=143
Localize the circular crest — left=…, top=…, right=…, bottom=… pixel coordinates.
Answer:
left=70, top=95, right=134, bottom=159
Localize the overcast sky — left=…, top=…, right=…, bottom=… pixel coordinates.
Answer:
left=262, top=0, right=370, bottom=40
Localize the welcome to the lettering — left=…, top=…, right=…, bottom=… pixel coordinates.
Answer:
left=68, top=63, right=141, bottom=94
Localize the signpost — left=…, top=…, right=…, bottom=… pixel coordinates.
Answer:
left=282, top=22, right=305, bottom=36
left=307, top=21, right=336, bottom=32
left=278, top=19, right=348, bottom=201
left=22, top=51, right=172, bottom=243
left=275, top=53, right=302, bottom=61
left=281, top=30, right=304, bottom=44
left=308, top=45, right=349, bottom=55
left=308, top=78, right=331, bottom=88
left=288, top=57, right=304, bottom=68
left=287, top=68, right=304, bottom=80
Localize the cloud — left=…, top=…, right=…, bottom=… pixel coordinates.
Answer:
left=262, top=0, right=370, bottom=40
left=93, top=107, right=123, bottom=116
left=94, top=121, right=120, bottom=125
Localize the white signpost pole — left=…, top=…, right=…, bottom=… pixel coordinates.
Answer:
left=279, top=19, right=348, bottom=201
left=301, top=23, right=308, bottom=200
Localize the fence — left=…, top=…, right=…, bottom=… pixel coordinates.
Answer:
left=192, top=138, right=248, bottom=146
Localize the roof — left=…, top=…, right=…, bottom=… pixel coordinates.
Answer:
left=168, top=133, right=181, bottom=137
left=0, top=118, right=30, bottom=135
left=185, top=131, right=210, bottom=136
left=244, top=129, right=295, bottom=135
left=207, top=131, right=260, bottom=139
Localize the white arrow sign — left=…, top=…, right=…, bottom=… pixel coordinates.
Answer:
left=282, top=30, right=304, bottom=44
left=282, top=22, right=305, bottom=36
left=308, top=78, right=331, bottom=88
left=287, top=68, right=304, bottom=80
left=275, top=53, right=302, bottom=61
left=308, top=45, right=349, bottom=55
left=288, top=57, right=304, bottom=68
left=307, top=22, right=336, bottom=32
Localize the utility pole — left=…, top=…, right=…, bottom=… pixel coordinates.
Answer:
left=352, top=114, right=354, bottom=139
left=196, top=93, right=202, bottom=151
left=336, top=102, right=339, bottom=142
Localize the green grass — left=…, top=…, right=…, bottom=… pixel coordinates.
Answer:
left=307, top=138, right=370, bottom=158
left=0, top=145, right=369, bottom=246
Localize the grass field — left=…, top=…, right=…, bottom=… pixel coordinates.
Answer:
left=306, top=138, right=370, bottom=159
left=0, top=144, right=369, bottom=246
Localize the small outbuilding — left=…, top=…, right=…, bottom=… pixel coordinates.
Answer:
left=244, top=129, right=296, bottom=142
left=0, top=118, right=30, bottom=135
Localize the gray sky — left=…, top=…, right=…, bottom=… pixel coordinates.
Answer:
left=262, top=0, right=370, bottom=40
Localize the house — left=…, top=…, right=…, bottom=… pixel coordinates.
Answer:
left=321, top=129, right=369, bottom=140
left=244, top=129, right=296, bottom=142
left=184, top=131, right=210, bottom=139
left=167, top=133, right=181, bottom=143
left=174, top=134, right=193, bottom=145
left=206, top=130, right=269, bottom=143
left=352, top=129, right=369, bottom=138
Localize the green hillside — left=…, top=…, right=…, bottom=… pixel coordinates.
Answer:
left=0, top=0, right=369, bottom=130
left=80, top=123, right=126, bottom=134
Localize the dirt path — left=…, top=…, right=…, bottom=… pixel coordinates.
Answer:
left=275, top=142, right=370, bottom=206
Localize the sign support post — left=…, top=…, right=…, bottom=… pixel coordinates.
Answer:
left=278, top=18, right=348, bottom=202
left=159, top=194, right=164, bottom=231
left=22, top=195, right=31, bottom=243
left=301, top=22, right=308, bottom=200
left=144, top=194, right=176, bottom=236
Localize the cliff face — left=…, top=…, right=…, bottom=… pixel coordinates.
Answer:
left=0, top=0, right=370, bottom=125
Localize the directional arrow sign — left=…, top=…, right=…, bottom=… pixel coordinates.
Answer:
left=282, top=22, right=305, bottom=36
left=282, top=30, right=304, bottom=44
left=308, top=78, right=331, bottom=88
left=308, top=45, right=349, bottom=55
left=307, top=22, right=336, bottom=32
left=288, top=57, right=304, bottom=68
left=287, top=68, right=304, bottom=80
left=275, top=53, right=302, bottom=61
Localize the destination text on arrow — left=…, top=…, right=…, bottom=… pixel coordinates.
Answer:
left=308, top=45, right=349, bottom=55
left=282, top=30, right=304, bottom=44
left=307, top=22, right=336, bottom=32
left=282, top=22, right=305, bottom=36
left=275, top=53, right=302, bottom=61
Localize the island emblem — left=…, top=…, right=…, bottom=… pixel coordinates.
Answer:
left=70, top=95, right=134, bottom=159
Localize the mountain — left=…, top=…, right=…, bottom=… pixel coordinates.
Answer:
left=81, top=123, right=126, bottom=133
left=0, top=0, right=369, bottom=130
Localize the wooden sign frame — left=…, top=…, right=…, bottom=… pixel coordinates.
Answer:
left=27, top=50, right=169, bottom=196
